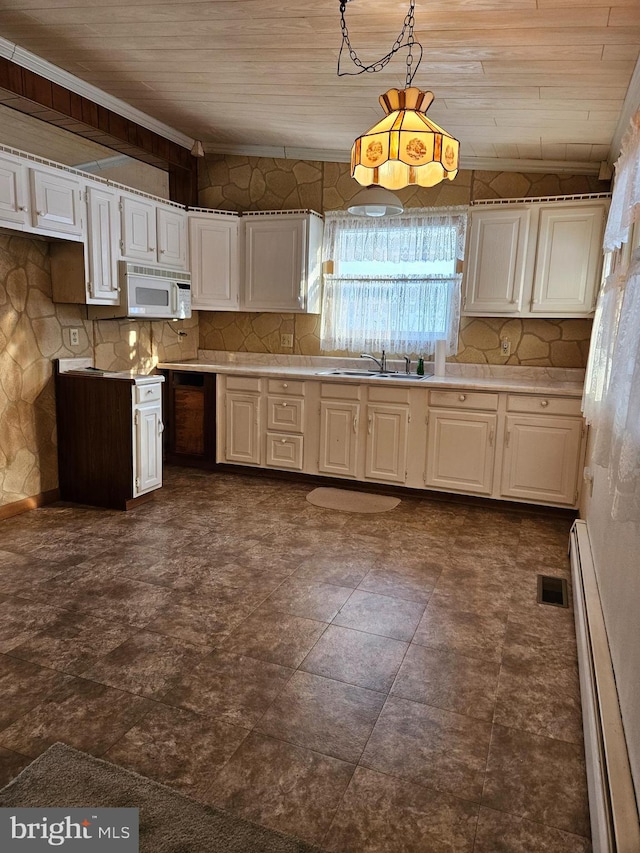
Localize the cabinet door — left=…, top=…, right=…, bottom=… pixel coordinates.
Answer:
left=319, top=401, right=360, bottom=478
left=30, top=168, right=83, bottom=236
left=501, top=415, right=583, bottom=505
left=244, top=216, right=305, bottom=311
left=365, top=404, right=409, bottom=483
left=531, top=203, right=606, bottom=315
left=225, top=393, right=261, bottom=465
left=121, top=196, right=157, bottom=263
left=133, top=403, right=163, bottom=496
left=157, top=206, right=187, bottom=269
left=0, top=155, right=28, bottom=227
left=266, top=433, right=304, bottom=470
left=464, top=208, right=531, bottom=314
left=426, top=410, right=497, bottom=494
left=189, top=214, right=240, bottom=309
left=86, top=185, right=119, bottom=304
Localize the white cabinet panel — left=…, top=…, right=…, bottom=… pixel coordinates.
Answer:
left=365, top=404, right=409, bottom=483
left=30, top=168, right=83, bottom=236
left=319, top=400, right=360, bottom=478
left=0, top=154, right=28, bottom=227
left=464, top=207, right=530, bottom=314
left=188, top=213, right=240, bottom=309
left=531, top=203, right=605, bottom=315
left=426, top=410, right=497, bottom=494
left=86, top=185, right=119, bottom=304
left=501, top=414, right=583, bottom=505
left=157, top=205, right=187, bottom=269
left=133, top=401, right=163, bottom=496
left=267, top=396, right=304, bottom=433
left=266, top=433, right=304, bottom=470
left=121, top=195, right=156, bottom=263
left=225, top=393, right=261, bottom=465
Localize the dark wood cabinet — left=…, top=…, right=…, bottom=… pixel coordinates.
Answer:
left=160, top=370, right=217, bottom=468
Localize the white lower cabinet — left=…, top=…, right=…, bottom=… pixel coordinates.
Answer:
left=225, top=392, right=261, bottom=465
left=133, top=401, right=164, bottom=496
left=266, top=433, right=304, bottom=470
left=318, top=400, right=360, bottom=478
left=365, top=403, right=409, bottom=484
left=426, top=410, right=497, bottom=495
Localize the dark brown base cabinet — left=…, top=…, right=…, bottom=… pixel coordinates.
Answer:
left=55, top=371, right=164, bottom=510
left=160, top=370, right=217, bottom=468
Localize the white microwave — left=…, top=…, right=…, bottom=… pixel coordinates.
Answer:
left=88, top=263, right=192, bottom=320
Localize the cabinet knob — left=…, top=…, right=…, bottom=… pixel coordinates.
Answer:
left=282, top=383, right=288, bottom=388
left=37, top=210, right=44, bottom=216
left=540, top=399, right=549, bottom=407
left=160, top=249, right=165, bottom=254
left=458, top=394, right=467, bottom=402
left=280, top=438, right=286, bottom=444
left=282, top=402, right=287, bottom=407
left=19, top=206, right=28, bottom=212
left=149, top=246, right=156, bottom=252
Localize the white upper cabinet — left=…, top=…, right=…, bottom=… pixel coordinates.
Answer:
left=531, top=203, right=606, bottom=315
left=464, top=207, right=531, bottom=314
left=120, top=195, right=187, bottom=269
left=0, top=153, right=29, bottom=228
left=30, top=167, right=83, bottom=238
left=188, top=211, right=240, bottom=310
left=243, top=211, right=322, bottom=313
left=463, top=198, right=609, bottom=318
left=86, top=184, right=120, bottom=304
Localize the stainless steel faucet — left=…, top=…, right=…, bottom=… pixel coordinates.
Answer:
left=360, top=350, right=386, bottom=372
left=403, top=356, right=411, bottom=374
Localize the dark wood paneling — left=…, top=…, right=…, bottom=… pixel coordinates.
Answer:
left=161, top=370, right=217, bottom=468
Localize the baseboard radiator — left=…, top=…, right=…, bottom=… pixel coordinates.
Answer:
left=570, top=520, right=640, bottom=853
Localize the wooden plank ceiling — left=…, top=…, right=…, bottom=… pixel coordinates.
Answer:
left=0, top=0, right=639, bottom=167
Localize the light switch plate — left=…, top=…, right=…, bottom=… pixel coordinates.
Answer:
left=281, top=333, right=294, bottom=348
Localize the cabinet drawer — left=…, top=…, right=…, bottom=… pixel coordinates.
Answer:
left=267, top=396, right=304, bottom=433
left=429, top=389, right=499, bottom=411
left=135, top=383, right=162, bottom=404
left=507, top=394, right=582, bottom=416
left=367, top=385, right=410, bottom=404
left=266, top=433, right=303, bottom=470
left=320, top=382, right=362, bottom=400
left=225, top=375, right=261, bottom=392
left=267, top=378, right=306, bottom=396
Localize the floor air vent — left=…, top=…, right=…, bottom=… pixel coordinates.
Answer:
left=537, top=575, right=569, bottom=607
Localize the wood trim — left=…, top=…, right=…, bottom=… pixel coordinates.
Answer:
left=0, top=55, right=198, bottom=205
left=0, top=488, right=60, bottom=521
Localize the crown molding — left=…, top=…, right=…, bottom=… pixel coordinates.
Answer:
left=203, top=142, right=602, bottom=176
left=609, top=54, right=640, bottom=164
left=0, top=36, right=194, bottom=151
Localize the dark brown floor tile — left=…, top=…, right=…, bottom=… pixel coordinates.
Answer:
left=474, top=807, right=591, bottom=852
left=0, top=654, right=71, bottom=730
left=517, top=531, right=571, bottom=571
left=75, top=630, right=213, bottom=699
left=242, top=541, right=322, bottom=573
left=482, top=724, right=591, bottom=837
left=256, top=671, right=385, bottom=763
left=222, top=606, right=327, bottom=667
left=0, top=677, right=151, bottom=758
left=504, top=608, right=578, bottom=661
left=300, top=625, right=408, bottom=693
left=294, top=555, right=373, bottom=589
left=391, top=645, right=500, bottom=721
left=105, top=703, right=248, bottom=801
left=324, top=766, right=479, bottom=853
left=358, top=556, right=442, bottom=604
left=7, top=612, right=134, bottom=674
left=495, top=644, right=583, bottom=744
left=0, top=746, right=33, bottom=788
left=0, top=551, right=67, bottom=595
left=0, top=598, right=69, bottom=653
left=332, top=591, right=425, bottom=642
left=162, top=649, right=293, bottom=728
left=412, top=602, right=509, bottom=662
left=263, top=578, right=352, bottom=622
left=429, top=569, right=513, bottom=615
left=210, top=731, right=354, bottom=846
left=361, top=696, right=492, bottom=802
left=145, top=590, right=254, bottom=646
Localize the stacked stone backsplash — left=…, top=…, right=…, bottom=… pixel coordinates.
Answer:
left=0, top=234, right=197, bottom=507
left=198, top=155, right=609, bottom=366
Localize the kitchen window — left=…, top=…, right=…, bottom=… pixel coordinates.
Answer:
left=320, top=207, right=467, bottom=355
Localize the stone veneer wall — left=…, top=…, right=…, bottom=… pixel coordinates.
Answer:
left=198, top=156, right=610, bottom=365
left=0, top=234, right=197, bottom=507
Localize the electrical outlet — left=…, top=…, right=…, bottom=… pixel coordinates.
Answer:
left=281, top=333, right=294, bottom=348
left=70, top=328, right=80, bottom=347
left=500, top=337, right=511, bottom=357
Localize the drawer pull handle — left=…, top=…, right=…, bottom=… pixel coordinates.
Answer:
left=368, top=415, right=373, bottom=435
left=459, top=394, right=467, bottom=402
left=540, top=399, right=549, bottom=408
left=283, top=383, right=288, bottom=389
left=489, top=428, right=494, bottom=447
left=353, top=416, right=358, bottom=433
left=158, top=421, right=164, bottom=434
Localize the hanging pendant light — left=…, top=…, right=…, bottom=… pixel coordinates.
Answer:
left=347, top=186, right=404, bottom=217
left=337, top=0, right=459, bottom=191
left=351, top=88, right=459, bottom=190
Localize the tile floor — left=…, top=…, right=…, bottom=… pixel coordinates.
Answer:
left=0, top=467, right=591, bottom=852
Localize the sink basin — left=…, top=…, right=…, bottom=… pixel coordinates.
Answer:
left=315, top=369, right=432, bottom=380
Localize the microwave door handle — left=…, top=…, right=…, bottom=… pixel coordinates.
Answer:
left=171, top=283, right=178, bottom=314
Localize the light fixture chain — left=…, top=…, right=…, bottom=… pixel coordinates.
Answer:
left=337, top=0, right=422, bottom=82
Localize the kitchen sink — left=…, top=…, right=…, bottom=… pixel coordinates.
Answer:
left=315, top=369, right=432, bottom=380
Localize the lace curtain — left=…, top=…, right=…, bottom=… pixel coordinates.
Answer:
left=321, top=207, right=467, bottom=355
left=604, top=111, right=640, bottom=251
